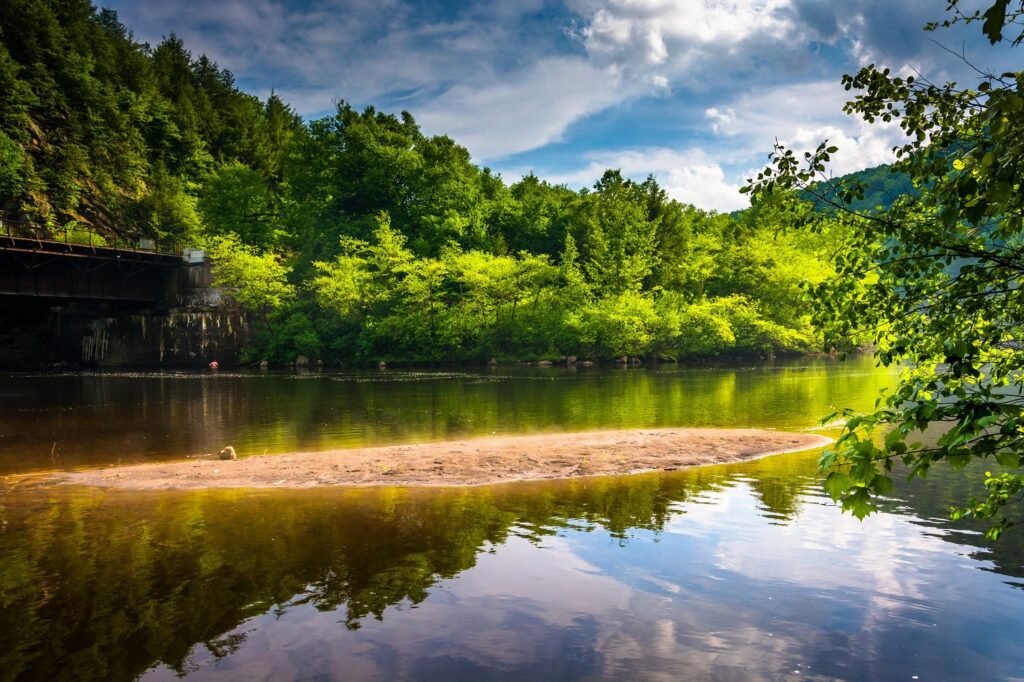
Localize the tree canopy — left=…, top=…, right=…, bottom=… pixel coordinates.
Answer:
left=0, top=0, right=843, bottom=365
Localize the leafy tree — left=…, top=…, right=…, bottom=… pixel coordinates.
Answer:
left=569, top=291, right=659, bottom=358
left=0, top=130, right=24, bottom=205
left=745, top=0, right=1024, bottom=536
left=0, top=0, right=837, bottom=367
left=198, top=162, right=279, bottom=249
left=207, top=233, right=294, bottom=325
left=572, top=170, right=660, bottom=294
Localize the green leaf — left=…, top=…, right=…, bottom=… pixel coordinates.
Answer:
left=824, top=471, right=853, bottom=500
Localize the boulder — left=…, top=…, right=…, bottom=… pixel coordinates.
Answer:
left=537, top=360, right=553, bottom=367
left=259, top=359, right=269, bottom=369
left=218, top=446, right=237, bottom=461
left=566, top=355, right=577, bottom=365
left=295, top=355, right=309, bottom=366
left=378, top=361, right=387, bottom=369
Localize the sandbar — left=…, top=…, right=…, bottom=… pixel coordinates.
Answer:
left=52, top=428, right=833, bottom=491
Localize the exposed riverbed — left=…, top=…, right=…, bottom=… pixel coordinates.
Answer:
left=52, top=428, right=832, bottom=489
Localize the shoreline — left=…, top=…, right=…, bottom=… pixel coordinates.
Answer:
left=52, top=429, right=833, bottom=491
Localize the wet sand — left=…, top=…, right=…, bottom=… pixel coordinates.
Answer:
left=52, top=429, right=832, bottom=490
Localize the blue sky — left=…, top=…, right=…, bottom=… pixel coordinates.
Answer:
left=104, top=0, right=1012, bottom=211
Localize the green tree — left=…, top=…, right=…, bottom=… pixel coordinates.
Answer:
left=198, top=162, right=279, bottom=249
left=571, top=170, right=659, bottom=294
left=745, top=0, right=1024, bottom=536
left=0, top=130, right=24, bottom=205
left=208, top=234, right=294, bottom=325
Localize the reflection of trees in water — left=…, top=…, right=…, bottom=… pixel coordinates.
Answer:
left=0, top=356, right=894, bottom=474
left=3, top=446, right=1017, bottom=680
left=0, top=469, right=753, bottom=680
left=740, top=450, right=823, bottom=521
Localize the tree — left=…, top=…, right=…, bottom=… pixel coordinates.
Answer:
left=571, top=170, right=659, bottom=294
left=745, top=0, right=1024, bottom=537
left=198, top=162, right=279, bottom=249
left=207, top=233, right=294, bottom=324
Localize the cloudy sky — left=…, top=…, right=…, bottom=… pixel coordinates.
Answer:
left=104, top=0, right=1011, bottom=211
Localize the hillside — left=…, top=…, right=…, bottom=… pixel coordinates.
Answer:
left=804, top=163, right=916, bottom=213
left=0, top=0, right=846, bottom=364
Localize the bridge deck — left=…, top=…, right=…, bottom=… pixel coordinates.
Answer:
left=1, top=235, right=182, bottom=265
left=0, top=225, right=184, bottom=304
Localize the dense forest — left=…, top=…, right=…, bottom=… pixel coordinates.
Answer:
left=804, top=164, right=914, bottom=213
left=0, top=0, right=849, bottom=364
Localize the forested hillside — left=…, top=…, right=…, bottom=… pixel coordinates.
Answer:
left=803, top=164, right=915, bottom=213
left=0, top=0, right=854, bottom=364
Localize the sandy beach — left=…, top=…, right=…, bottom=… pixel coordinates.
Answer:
left=52, top=428, right=832, bottom=490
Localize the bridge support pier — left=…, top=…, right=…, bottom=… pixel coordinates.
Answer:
left=0, top=300, right=251, bottom=369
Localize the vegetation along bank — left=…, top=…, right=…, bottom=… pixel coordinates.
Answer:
left=0, top=1, right=899, bottom=366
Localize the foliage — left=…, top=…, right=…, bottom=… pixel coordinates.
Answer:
left=198, top=162, right=280, bottom=249
left=803, top=163, right=915, bottom=214
left=745, top=0, right=1024, bottom=536
left=0, top=0, right=840, bottom=366
left=0, top=1, right=304, bottom=234
left=207, top=234, right=294, bottom=316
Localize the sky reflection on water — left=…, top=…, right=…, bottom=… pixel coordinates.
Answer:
left=123, top=466, right=1024, bottom=682
left=3, top=358, right=1024, bottom=680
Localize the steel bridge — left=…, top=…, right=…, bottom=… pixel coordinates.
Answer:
left=0, top=218, right=183, bottom=305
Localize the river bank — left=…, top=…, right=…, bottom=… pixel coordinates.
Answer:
left=52, top=428, right=832, bottom=490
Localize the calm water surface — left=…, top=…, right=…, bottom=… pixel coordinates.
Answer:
left=2, top=356, right=1024, bottom=681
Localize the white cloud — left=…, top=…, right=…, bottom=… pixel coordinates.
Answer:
left=664, top=164, right=747, bottom=212
left=510, top=77, right=909, bottom=213
left=535, top=147, right=748, bottom=212
left=705, top=106, right=737, bottom=135
left=570, top=0, right=799, bottom=84
left=705, top=80, right=905, bottom=177
left=415, top=57, right=626, bottom=160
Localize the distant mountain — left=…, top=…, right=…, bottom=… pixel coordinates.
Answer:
left=804, top=163, right=916, bottom=213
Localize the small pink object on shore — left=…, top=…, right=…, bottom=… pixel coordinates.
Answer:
left=208, top=361, right=219, bottom=369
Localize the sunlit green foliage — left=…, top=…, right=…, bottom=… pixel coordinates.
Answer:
left=207, top=234, right=294, bottom=317
left=746, top=0, right=1024, bottom=536
left=0, top=0, right=838, bottom=364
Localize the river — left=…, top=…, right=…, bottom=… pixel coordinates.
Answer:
left=2, top=356, right=1023, bottom=680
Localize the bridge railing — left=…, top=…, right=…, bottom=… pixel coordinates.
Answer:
left=0, top=217, right=181, bottom=256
